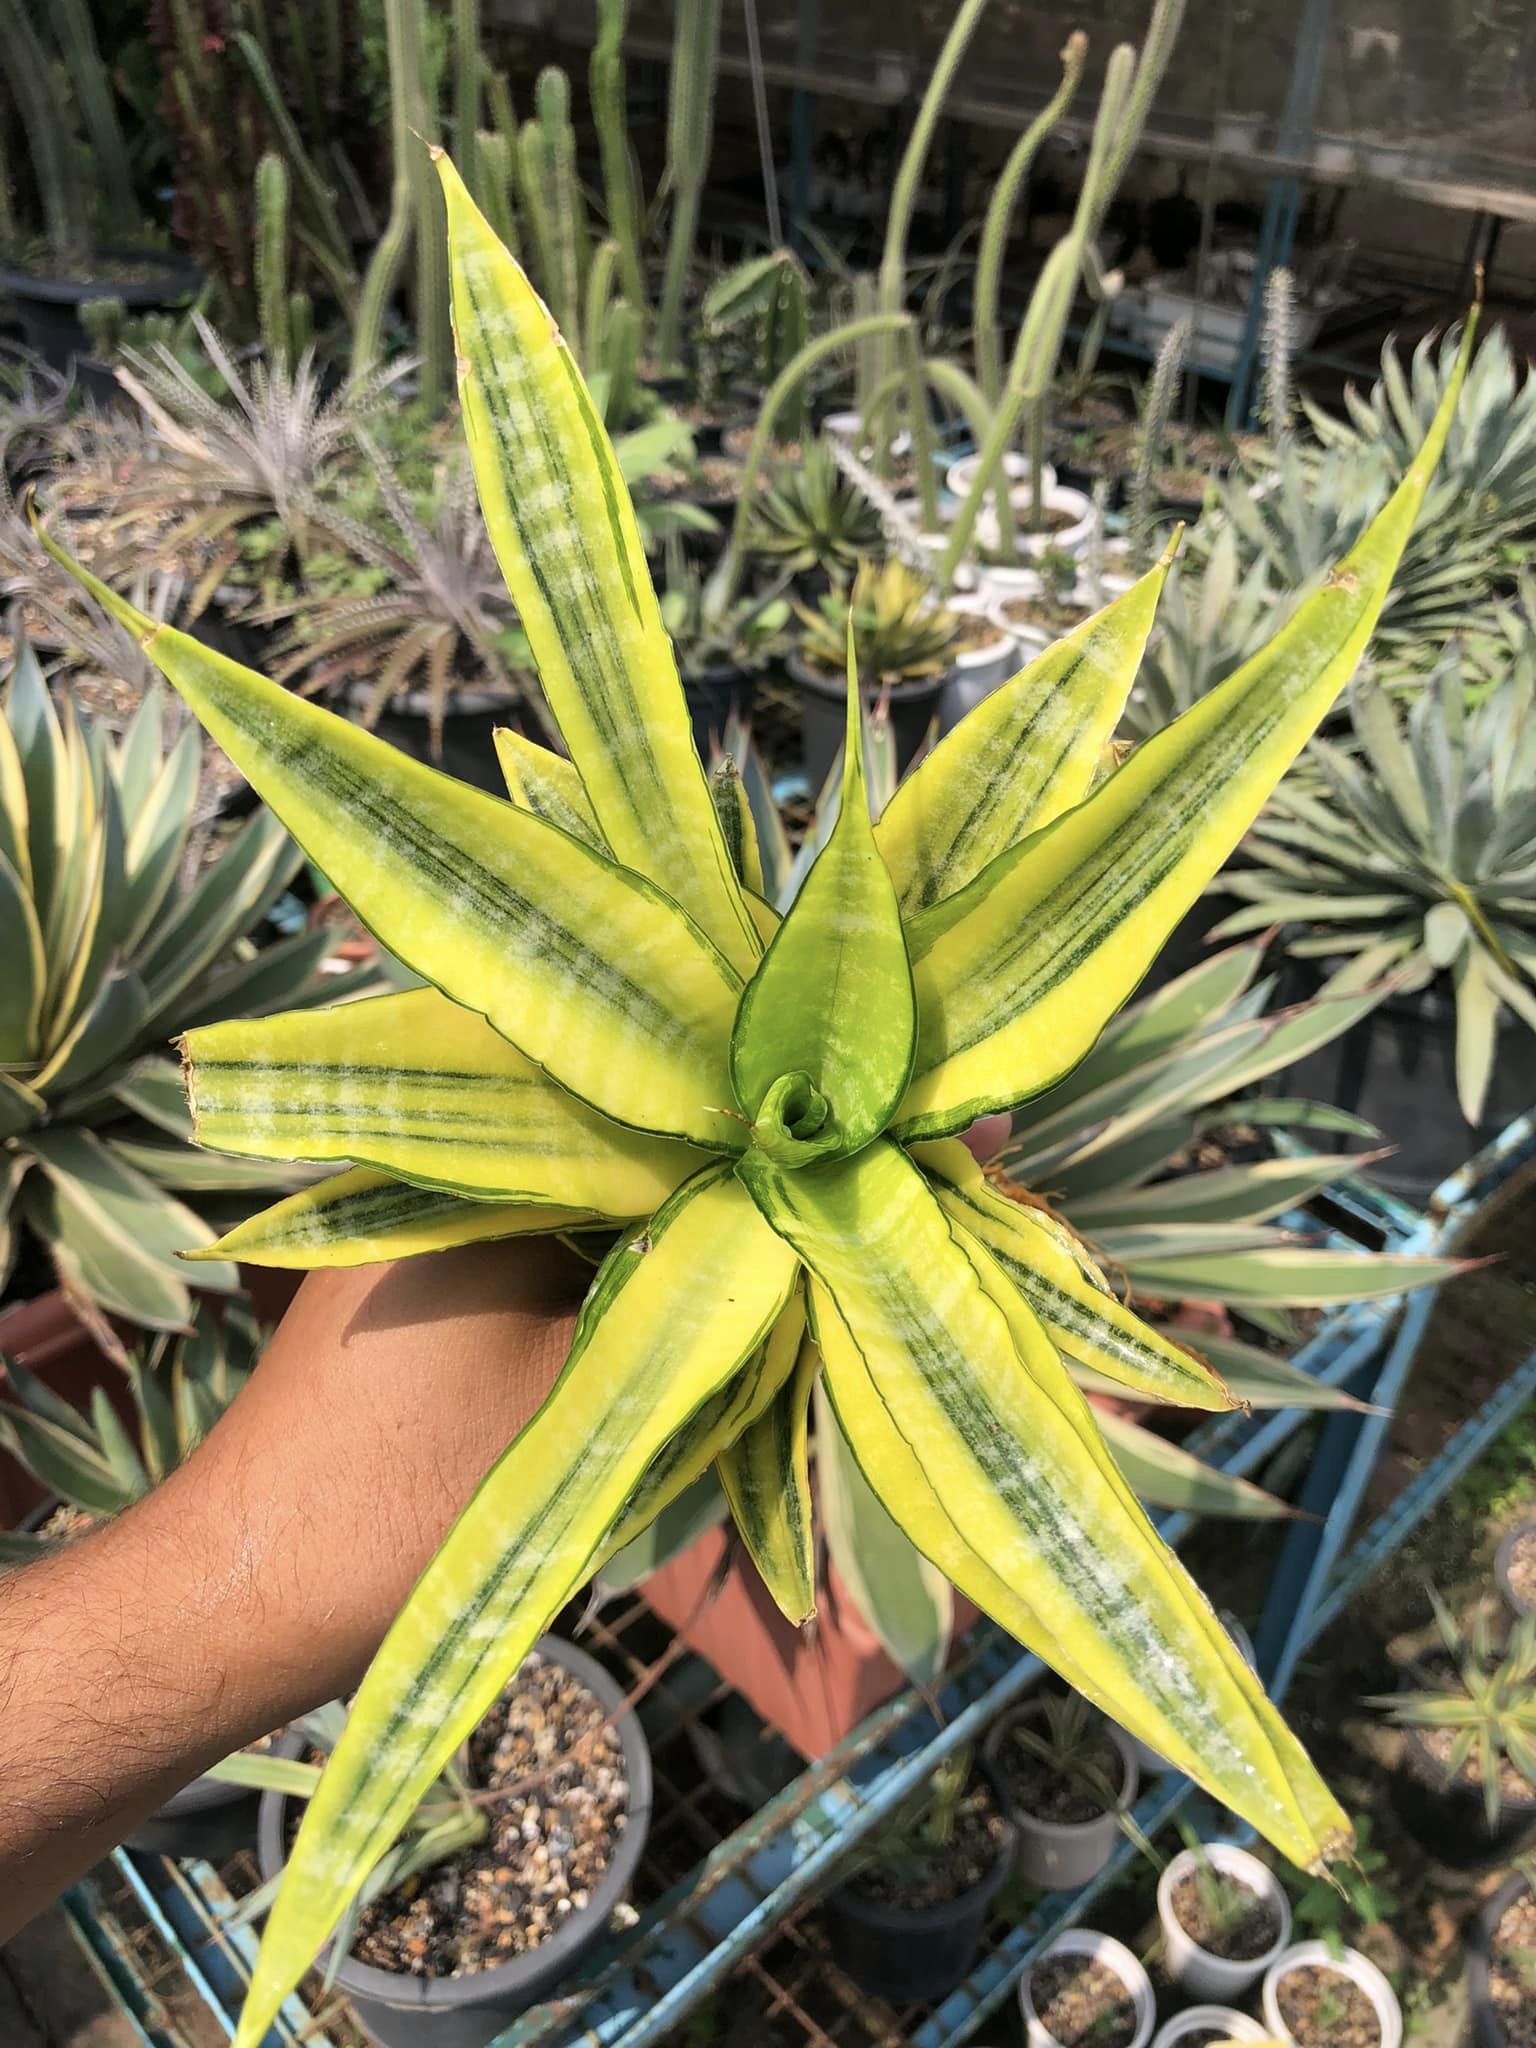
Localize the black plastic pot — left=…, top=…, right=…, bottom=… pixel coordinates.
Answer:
left=1469, top=1873, right=1529, bottom=2048
left=130, top=1729, right=304, bottom=1864
left=0, top=250, right=203, bottom=374
left=1274, top=959, right=1536, bottom=1207
left=256, top=1636, right=652, bottom=2048
left=1389, top=1672, right=1536, bottom=1871
left=683, top=662, right=758, bottom=760
left=823, top=1768, right=1014, bottom=2006
left=791, top=649, right=950, bottom=794
left=346, top=683, right=519, bottom=797
left=1496, top=1520, right=1536, bottom=1618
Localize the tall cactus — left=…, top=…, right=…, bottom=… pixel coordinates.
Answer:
left=0, top=0, right=86, bottom=256
left=256, top=153, right=292, bottom=370
left=1128, top=314, right=1190, bottom=567
left=53, top=0, right=137, bottom=240
left=402, top=0, right=449, bottom=411
left=453, top=0, right=483, bottom=205
left=657, top=0, right=721, bottom=368
left=536, top=68, right=588, bottom=349
left=477, top=129, right=520, bottom=263
left=591, top=0, right=647, bottom=321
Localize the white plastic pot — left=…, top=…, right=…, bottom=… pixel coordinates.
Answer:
left=1153, top=2006, right=1269, bottom=2048
left=822, top=410, right=863, bottom=445
left=1157, top=1843, right=1291, bottom=2000
left=939, top=596, right=1020, bottom=733
left=1262, top=1942, right=1402, bottom=2048
left=977, top=484, right=1094, bottom=560
left=1021, top=1930, right=1156, bottom=2048
left=945, top=450, right=1057, bottom=510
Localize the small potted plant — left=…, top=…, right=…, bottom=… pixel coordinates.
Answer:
left=1156, top=1833, right=1291, bottom=2000
left=1496, top=1520, right=1536, bottom=1619
left=1021, top=1930, right=1156, bottom=2048
left=824, top=1745, right=1014, bottom=2006
left=230, top=1637, right=652, bottom=2048
left=988, top=545, right=1090, bottom=654
left=1370, top=1594, right=1536, bottom=1869
left=1469, top=1870, right=1536, bottom=2048
left=1261, top=1942, right=1402, bottom=2048
left=985, top=1692, right=1138, bottom=1891
left=940, top=595, right=1022, bottom=731
left=747, top=441, right=882, bottom=595
left=792, top=557, right=961, bottom=787
left=1152, top=2009, right=1269, bottom=2048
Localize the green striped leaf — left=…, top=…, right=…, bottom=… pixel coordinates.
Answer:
left=1186, top=1333, right=1372, bottom=1412
left=741, top=1137, right=1349, bottom=1872
left=710, top=755, right=765, bottom=894
left=1095, top=1410, right=1296, bottom=1519
left=1123, top=1244, right=1463, bottom=1309
left=894, top=320, right=1475, bottom=1140
left=918, top=1139, right=1234, bottom=1412
left=717, top=1318, right=817, bottom=1624
left=6, top=637, right=70, bottom=939
left=493, top=729, right=606, bottom=851
left=0, top=691, right=32, bottom=890
left=0, top=848, right=44, bottom=1061
left=185, top=1167, right=591, bottom=1270
left=230, top=1164, right=798, bottom=2048
left=875, top=550, right=1172, bottom=915
left=598, top=1288, right=806, bottom=1566
left=0, top=1402, right=128, bottom=1517
left=732, top=661, right=915, bottom=1164
left=183, top=986, right=698, bottom=1214
left=438, top=153, right=760, bottom=976
left=1069, top=1153, right=1370, bottom=1232
left=35, top=525, right=746, bottom=1154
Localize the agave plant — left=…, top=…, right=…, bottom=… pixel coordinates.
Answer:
left=1124, top=524, right=1278, bottom=740
left=1370, top=1591, right=1536, bottom=1830
left=1213, top=624, right=1536, bottom=1123
left=797, top=556, right=960, bottom=686
left=0, top=1303, right=260, bottom=1561
left=0, top=641, right=354, bottom=1356
left=749, top=441, right=882, bottom=582
left=38, top=154, right=1472, bottom=2041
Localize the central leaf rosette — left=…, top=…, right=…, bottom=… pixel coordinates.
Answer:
left=732, top=633, right=916, bottom=1169
left=33, top=146, right=1476, bottom=2048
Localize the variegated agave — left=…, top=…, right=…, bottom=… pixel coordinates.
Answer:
left=41, top=156, right=1471, bottom=2041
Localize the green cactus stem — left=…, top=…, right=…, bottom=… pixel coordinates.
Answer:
left=657, top=0, right=721, bottom=368
left=454, top=0, right=483, bottom=204
left=256, top=153, right=292, bottom=371
left=591, top=0, right=647, bottom=320
left=54, top=0, right=137, bottom=239
left=477, top=130, right=520, bottom=263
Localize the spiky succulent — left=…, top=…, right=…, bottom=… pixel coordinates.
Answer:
left=0, top=1303, right=260, bottom=1560
left=0, top=643, right=359, bottom=1356
left=1214, top=621, right=1536, bottom=1124
left=749, top=440, right=883, bottom=581
left=1371, top=1592, right=1536, bottom=1829
left=797, top=555, right=961, bottom=685
left=39, top=156, right=1472, bottom=2043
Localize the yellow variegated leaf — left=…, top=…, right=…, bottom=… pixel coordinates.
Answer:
left=895, top=318, right=1475, bottom=1139
left=231, top=1165, right=798, bottom=2048
left=739, top=1138, right=1348, bottom=1872
left=183, top=986, right=698, bottom=1213
left=732, top=655, right=915, bottom=1164
left=718, top=1317, right=818, bottom=1624
left=184, top=1166, right=591, bottom=1269
left=917, top=1138, right=1233, bottom=1412
left=598, top=1286, right=806, bottom=1563
left=875, top=547, right=1173, bottom=915
left=35, top=524, right=745, bottom=1154
left=0, top=850, right=44, bottom=1062
left=493, top=728, right=606, bottom=851
left=437, top=154, right=760, bottom=976
left=710, top=755, right=766, bottom=895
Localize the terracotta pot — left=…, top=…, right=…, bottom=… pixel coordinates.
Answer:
left=643, top=1523, right=979, bottom=1758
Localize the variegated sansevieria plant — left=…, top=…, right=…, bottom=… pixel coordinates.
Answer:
left=38, top=154, right=1473, bottom=2040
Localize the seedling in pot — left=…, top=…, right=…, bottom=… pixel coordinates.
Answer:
left=1001, top=1694, right=1135, bottom=1831
left=1169, top=1826, right=1283, bottom=1963
left=846, top=1745, right=1006, bottom=1907
left=1370, top=1591, right=1536, bottom=1830
left=1272, top=1963, right=1382, bottom=2048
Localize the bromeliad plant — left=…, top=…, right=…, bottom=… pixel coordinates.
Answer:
left=39, top=153, right=1473, bottom=2043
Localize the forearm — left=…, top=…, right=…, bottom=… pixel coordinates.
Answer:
left=0, top=1238, right=580, bottom=1937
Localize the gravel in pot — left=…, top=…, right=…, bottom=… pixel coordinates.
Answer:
left=1471, top=1876, right=1536, bottom=2048
left=1274, top=1963, right=1383, bottom=2048
left=1021, top=1932, right=1155, bottom=2048
left=1169, top=1865, right=1280, bottom=1956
